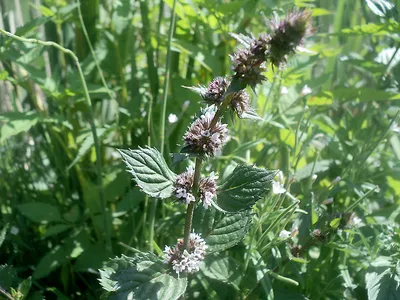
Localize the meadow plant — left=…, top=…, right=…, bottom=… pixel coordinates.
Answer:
left=99, top=10, right=312, bottom=299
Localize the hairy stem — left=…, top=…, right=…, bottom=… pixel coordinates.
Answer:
left=0, top=28, right=111, bottom=252
left=183, top=157, right=203, bottom=250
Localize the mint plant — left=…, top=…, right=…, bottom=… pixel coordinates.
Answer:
left=100, top=10, right=312, bottom=299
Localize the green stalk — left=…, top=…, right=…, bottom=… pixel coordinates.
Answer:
left=139, top=0, right=159, bottom=99
left=160, top=0, right=177, bottom=155
left=0, top=29, right=112, bottom=252
left=148, top=0, right=177, bottom=252
left=76, top=0, right=114, bottom=101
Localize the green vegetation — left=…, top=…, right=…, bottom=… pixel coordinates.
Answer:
left=1, top=0, right=400, bottom=299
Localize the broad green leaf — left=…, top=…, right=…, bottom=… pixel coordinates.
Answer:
left=99, top=253, right=187, bottom=300
left=193, top=208, right=252, bottom=253
left=67, top=128, right=108, bottom=170
left=0, top=224, right=8, bottom=248
left=216, top=165, right=276, bottom=212
left=119, top=147, right=176, bottom=199
left=295, top=160, right=332, bottom=181
left=366, top=269, right=400, bottom=300
left=42, top=224, right=73, bottom=238
left=33, top=245, right=70, bottom=279
left=17, top=203, right=62, bottom=223
left=201, top=254, right=241, bottom=289
left=14, top=16, right=51, bottom=36
left=0, top=112, right=39, bottom=144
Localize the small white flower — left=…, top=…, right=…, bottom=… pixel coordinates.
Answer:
left=175, top=188, right=187, bottom=199
left=186, top=193, right=195, bottom=204
left=201, top=129, right=211, bottom=137
left=272, top=180, right=286, bottom=195
left=279, top=230, right=291, bottom=239
left=332, top=176, right=341, bottom=185
left=10, top=226, right=19, bottom=235
left=311, top=174, right=318, bottom=182
left=168, top=113, right=178, bottom=123
left=351, top=215, right=362, bottom=228
left=301, top=84, right=312, bottom=95
left=281, top=86, right=288, bottom=95
left=322, top=197, right=334, bottom=205
left=182, top=100, right=190, bottom=111
left=391, top=122, right=400, bottom=133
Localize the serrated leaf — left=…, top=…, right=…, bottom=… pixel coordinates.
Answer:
left=17, top=203, right=62, bottom=223
left=119, top=147, right=176, bottom=199
left=193, top=208, right=252, bottom=253
left=366, top=269, right=400, bottom=300
left=216, top=165, right=276, bottom=212
left=99, top=253, right=187, bottom=300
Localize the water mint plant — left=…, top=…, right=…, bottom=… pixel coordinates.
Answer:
left=99, top=10, right=312, bottom=299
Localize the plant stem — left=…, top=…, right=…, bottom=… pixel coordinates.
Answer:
left=76, top=0, right=114, bottom=101
left=160, top=0, right=177, bottom=155
left=0, top=28, right=112, bottom=252
left=183, top=157, right=203, bottom=250
left=148, top=0, right=177, bottom=252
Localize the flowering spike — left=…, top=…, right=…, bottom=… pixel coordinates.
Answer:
left=267, top=10, right=313, bottom=68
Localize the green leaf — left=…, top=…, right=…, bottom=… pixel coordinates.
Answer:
left=42, top=224, right=73, bottom=238
left=0, top=224, right=8, bottom=249
left=0, top=112, right=39, bottom=144
left=201, top=254, right=241, bottom=289
left=193, top=208, right=252, bottom=253
left=67, top=128, right=108, bottom=170
left=118, top=147, right=176, bottom=199
left=99, top=253, right=187, bottom=300
left=17, top=203, right=62, bottom=223
left=17, top=277, right=32, bottom=300
left=14, top=16, right=51, bottom=36
left=365, top=269, right=400, bottom=300
left=33, top=245, right=69, bottom=279
left=216, top=165, right=276, bottom=212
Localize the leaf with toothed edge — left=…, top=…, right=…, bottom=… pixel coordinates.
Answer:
left=216, top=165, right=277, bottom=212
left=99, top=253, right=187, bottom=300
left=193, top=207, right=253, bottom=253
left=118, top=147, right=176, bottom=199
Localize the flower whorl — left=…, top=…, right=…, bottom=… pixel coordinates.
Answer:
left=183, top=111, right=228, bottom=157
left=163, top=233, right=207, bottom=275
left=174, top=166, right=195, bottom=204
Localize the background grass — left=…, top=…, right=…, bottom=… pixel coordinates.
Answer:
left=1, top=0, right=400, bottom=299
